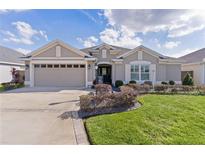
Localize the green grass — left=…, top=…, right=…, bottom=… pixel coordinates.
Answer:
left=85, top=95, right=205, bottom=144
left=0, top=84, right=5, bottom=92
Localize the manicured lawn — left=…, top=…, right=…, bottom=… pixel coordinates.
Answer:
left=85, top=95, right=205, bottom=144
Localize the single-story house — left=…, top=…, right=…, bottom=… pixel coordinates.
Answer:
left=180, top=48, right=205, bottom=85
left=0, top=45, right=25, bottom=83
left=22, top=39, right=182, bottom=87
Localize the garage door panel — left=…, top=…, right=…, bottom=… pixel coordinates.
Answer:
left=34, top=66, right=85, bottom=87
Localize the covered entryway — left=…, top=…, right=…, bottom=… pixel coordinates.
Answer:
left=34, top=64, right=85, bottom=87
left=97, top=64, right=112, bottom=84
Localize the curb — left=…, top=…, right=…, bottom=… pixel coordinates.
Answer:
left=72, top=111, right=90, bottom=145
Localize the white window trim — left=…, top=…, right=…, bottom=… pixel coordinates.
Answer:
left=131, top=64, right=150, bottom=82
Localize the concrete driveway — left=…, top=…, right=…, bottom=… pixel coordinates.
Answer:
left=0, top=87, right=89, bottom=144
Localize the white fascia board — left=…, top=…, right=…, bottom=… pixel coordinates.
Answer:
left=112, top=59, right=123, bottom=62
left=31, top=57, right=84, bottom=60
left=181, top=62, right=203, bottom=66
left=84, top=57, right=96, bottom=61
left=30, top=60, right=86, bottom=64
left=0, top=61, right=25, bottom=66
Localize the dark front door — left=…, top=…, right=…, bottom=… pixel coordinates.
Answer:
left=97, top=65, right=112, bottom=84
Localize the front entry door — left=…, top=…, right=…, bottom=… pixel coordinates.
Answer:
left=97, top=65, right=112, bottom=84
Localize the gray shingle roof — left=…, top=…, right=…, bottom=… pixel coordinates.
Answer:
left=80, top=43, right=131, bottom=56
left=0, top=45, right=24, bottom=64
left=179, top=48, right=205, bottom=63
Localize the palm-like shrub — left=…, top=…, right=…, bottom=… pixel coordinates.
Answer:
left=182, top=73, right=194, bottom=86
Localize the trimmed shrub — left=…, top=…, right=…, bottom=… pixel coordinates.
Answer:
left=79, top=89, right=137, bottom=112
left=161, top=81, right=168, bottom=85
left=169, top=80, right=175, bottom=85
left=95, top=84, right=112, bottom=95
left=154, top=84, right=169, bottom=92
left=196, top=85, right=205, bottom=95
left=183, top=73, right=194, bottom=86
left=129, top=80, right=137, bottom=84
left=127, top=83, right=141, bottom=91
left=115, top=80, right=124, bottom=88
left=144, top=81, right=152, bottom=86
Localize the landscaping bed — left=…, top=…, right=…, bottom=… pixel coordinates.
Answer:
left=0, top=82, right=24, bottom=92
left=85, top=94, right=205, bottom=144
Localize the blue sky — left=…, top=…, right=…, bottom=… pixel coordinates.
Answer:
left=0, top=9, right=205, bottom=57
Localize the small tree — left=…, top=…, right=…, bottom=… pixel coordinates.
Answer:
left=11, top=68, right=20, bottom=83
left=182, top=73, right=194, bottom=86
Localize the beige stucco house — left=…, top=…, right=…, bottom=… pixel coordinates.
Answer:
left=22, top=39, right=182, bottom=87
left=180, top=48, right=205, bottom=85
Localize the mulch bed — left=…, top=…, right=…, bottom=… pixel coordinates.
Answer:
left=78, top=102, right=141, bottom=118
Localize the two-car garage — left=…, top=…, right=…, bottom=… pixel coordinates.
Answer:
left=34, top=63, right=85, bottom=87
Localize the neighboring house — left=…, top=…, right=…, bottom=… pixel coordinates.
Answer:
left=22, top=39, right=182, bottom=87
left=180, top=48, right=205, bottom=85
left=0, top=45, right=25, bottom=83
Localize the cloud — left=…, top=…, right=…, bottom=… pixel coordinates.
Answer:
left=16, top=48, right=31, bottom=55
left=164, top=41, right=181, bottom=49
left=99, top=26, right=142, bottom=48
left=102, top=10, right=205, bottom=38
left=2, top=21, right=48, bottom=45
left=77, top=36, right=98, bottom=47
left=170, top=48, right=200, bottom=58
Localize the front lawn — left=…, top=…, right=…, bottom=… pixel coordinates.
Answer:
left=85, top=95, right=205, bottom=144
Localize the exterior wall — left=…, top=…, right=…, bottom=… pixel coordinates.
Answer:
left=142, top=51, right=158, bottom=64
left=25, top=61, right=30, bottom=82
left=0, top=64, right=23, bottom=83
left=87, top=61, right=95, bottom=83
left=95, top=47, right=118, bottom=63
left=61, top=46, right=82, bottom=57
left=114, top=63, right=125, bottom=82
left=166, top=64, right=181, bottom=81
left=35, top=46, right=56, bottom=57
left=156, top=64, right=166, bottom=81
left=182, top=63, right=204, bottom=85
left=123, top=51, right=139, bottom=64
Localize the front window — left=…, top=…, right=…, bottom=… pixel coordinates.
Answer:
left=131, top=64, right=149, bottom=81
left=141, top=65, right=149, bottom=80
left=131, top=65, right=139, bottom=80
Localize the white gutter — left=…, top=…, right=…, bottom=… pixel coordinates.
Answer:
left=0, top=61, right=25, bottom=66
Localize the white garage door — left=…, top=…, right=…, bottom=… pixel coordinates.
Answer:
left=34, top=64, right=85, bottom=87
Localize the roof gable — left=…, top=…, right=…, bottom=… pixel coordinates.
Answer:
left=117, top=45, right=166, bottom=59
left=28, top=39, right=92, bottom=58
left=179, top=48, right=205, bottom=63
